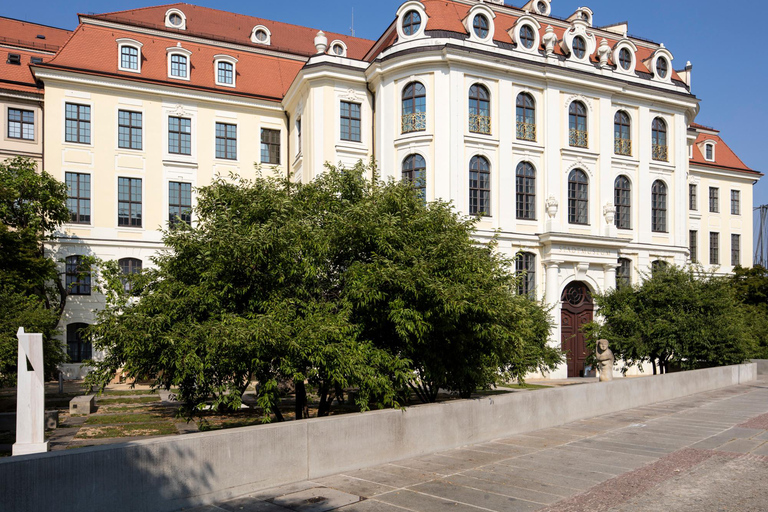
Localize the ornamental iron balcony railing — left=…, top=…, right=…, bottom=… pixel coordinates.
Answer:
left=569, top=128, right=588, bottom=148
left=401, top=112, right=426, bottom=133
left=516, top=121, right=536, bottom=141
left=469, top=114, right=491, bottom=135
left=652, top=144, right=668, bottom=161
left=614, top=137, right=631, bottom=156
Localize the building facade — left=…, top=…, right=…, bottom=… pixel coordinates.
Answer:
left=9, top=0, right=759, bottom=379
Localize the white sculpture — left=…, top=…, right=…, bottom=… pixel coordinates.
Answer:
left=598, top=38, right=611, bottom=68
left=545, top=196, right=559, bottom=218
left=603, top=203, right=616, bottom=225
left=13, top=328, right=48, bottom=456
left=314, top=31, right=328, bottom=54
left=542, top=26, right=558, bottom=56
left=596, top=339, right=615, bottom=382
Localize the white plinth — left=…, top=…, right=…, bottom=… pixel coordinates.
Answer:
left=12, top=441, right=48, bottom=456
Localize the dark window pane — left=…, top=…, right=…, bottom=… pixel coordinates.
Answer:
left=118, top=177, right=142, bottom=227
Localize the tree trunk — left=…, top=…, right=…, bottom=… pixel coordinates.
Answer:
left=651, top=359, right=658, bottom=375
left=294, top=380, right=309, bottom=420
left=317, top=382, right=331, bottom=417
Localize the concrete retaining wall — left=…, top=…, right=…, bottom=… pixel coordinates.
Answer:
left=0, top=363, right=756, bottom=512
left=752, top=359, right=768, bottom=375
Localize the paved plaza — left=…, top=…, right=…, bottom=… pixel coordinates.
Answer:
left=189, top=378, right=768, bottom=512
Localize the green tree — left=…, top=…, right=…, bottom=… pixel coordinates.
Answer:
left=587, top=265, right=754, bottom=374
left=730, top=265, right=768, bottom=358
left=86, top=162, right=558, bottom=420
left=0, top=157, right=70, bottom=385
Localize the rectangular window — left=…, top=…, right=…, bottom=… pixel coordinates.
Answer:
left=65, top=172, right=91, bottom=224
left=731, top=234, right=740, bottom=267
left=731, top=190, right=741, bottom=215
left=709, top=187, right=719, bottom=213
left=118, top=177, right=142, bottom=227
left=689, top=230, right=697, bottom=263
left=65, top=256, right=91, bottom=296
left=7, top=108, right=34, bottom=140
left=169, top=182, right=192, bottom=226
left=689, top=184, right=697, bottom=211
left=260, top=128, right=280, bottom=164
left=217, top=62, right=233, bottom=84
left=296, top=118, right=302, bottom=156
left=709, top=232, right=719, bottom=265
left=168, top=116, right=191, bottom=155
left=120, top=46, right=139, bottom=70
left=170, top=54, right=187, bottom=78
left=118, top=110, right=142, bottom=150
left=340, top=101, right=361, bottom=142
left=65, top=103, right=91, bottom=144
left=215, top=122, right=237, bottom=160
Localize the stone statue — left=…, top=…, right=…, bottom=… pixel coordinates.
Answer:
left=13, top=328, right=48, bottom=455
left=545, top=195, right=559, bottom=219
left=597, top=38, right=611, bottom=68
left=542, top=26, right=558, bottom=56
left=596, top=338, right=614, bottom=382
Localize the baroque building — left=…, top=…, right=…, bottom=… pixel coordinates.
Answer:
left=5, top=0, right=759, bottom=379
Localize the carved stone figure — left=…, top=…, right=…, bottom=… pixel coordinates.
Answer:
left=542, top=26, right=558, bottom=56
left=545, top=195, right=559, bottom=218
left=597, top=38, right=611, bottom=67
left=603, top=203, right=616, bottom=225
left=596, top=338, right=614, bottom=382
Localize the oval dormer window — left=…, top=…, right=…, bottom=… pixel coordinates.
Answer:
left=537, top=1, right=547, bottom=14
left=520, top=25, right=535, bottom=49
left=573, top=36, right=586, bottom=59
left=657, top=57, right=668, bottom=78
left=332, top=43, right=344, bottom=56
left=169, top=13, right=183, bottom=27
left=473, top=14, right=490, bottom=39
left=254, top=30, right=268, bottom=42
left=619, top=48, right=632, bottom=70
left=402, top=10, right=421, bottom=36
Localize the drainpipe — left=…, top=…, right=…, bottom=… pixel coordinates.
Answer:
left=284, top=111, right=291, bottom=179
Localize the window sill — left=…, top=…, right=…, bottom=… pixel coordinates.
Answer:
left=118, top=67, right=141, bottom=74
left=163, top=159, right=198, bottom=169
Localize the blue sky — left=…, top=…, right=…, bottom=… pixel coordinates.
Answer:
left=6, top=0, right=767, bottom=212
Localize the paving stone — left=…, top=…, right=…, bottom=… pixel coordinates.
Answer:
left=467, top=441, right=539, bottom=457
left=374, top=489, right=486, bottom=512
left=248, top=482, right=323, bottom=502
left=334, top=500, right=412, bottom=512
left=455, top=473, right=563, bottom=505
left=312, top=475, right=397, bottom=498
left=219, top=497, right=291, bottom=511
left=498, top=457, right=617, bottom=481
left=478, top=464, right=597, bottom=491
left=721, top=427, right=764, bottom=439
left=345, top=467, right=439, bottom=488
left=462, top=467, right=574, bottom=498
left=410, top=479, right=541, bottom=512
left=716, top=439, right=766, bottom=454
left=513, top=451, right=627, bottom=476
left=270, top=488, right=360, bottom=512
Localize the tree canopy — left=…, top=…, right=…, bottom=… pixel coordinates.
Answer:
left=0, top=157, right=69, bottom=385
left=586, top=264, right=755, bottom=375
left=86, top=162, right=559, bottom=420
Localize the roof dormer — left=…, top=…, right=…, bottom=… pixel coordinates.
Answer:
left=464, top=3, right=496, bottom=45
left=567, top=7, right=593, bottom=27
left=251, top=25, right=271, bottom=46
left=396, top=1, right=428, bottom=41
left=561, top=17, right=596, bottom=63
left=646, top=44, right=674, bottom=83
left=521, top=0, right=552, bottom=17
left=164, top=8, right=186, bottom=30
left=510, top=15, right=542, bottom=54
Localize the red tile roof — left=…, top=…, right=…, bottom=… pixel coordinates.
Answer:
left=39, top=24, right=306, bottom=101
left=690, top=130, right=757, bottom=175
left=84, top=3, right=374, bottom=60
left=0, top=16, right=72, bottom=52
left=391, top=0, right=682, bottom=81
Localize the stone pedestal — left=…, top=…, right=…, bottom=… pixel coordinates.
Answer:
left=13, top=328, right=48, bottom=456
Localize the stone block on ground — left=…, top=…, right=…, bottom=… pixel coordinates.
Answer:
left=69, top=394, right=95, bottom=415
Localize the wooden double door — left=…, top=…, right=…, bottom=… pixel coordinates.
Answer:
left=561, top=281, right=593, bottom=378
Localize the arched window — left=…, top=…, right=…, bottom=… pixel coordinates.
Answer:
left=568, top=101, right=587, bottom=147
left=118, top=257, right=142, bottom=293
left=169, top=53, right=188, bottom=79
left=402, top=10, right=421, bottom=36
left=568, top=169, right=589, bottom=225
left=401, top=82, right=426, bottom=133
left=572, top=36, right=586, bottom=59
left=614, top=175, right=631, bottom=230
left=473, top=14, right=490, bottom=38
left=656, top=57, right=668, bottom=79
left=652, top=180, right=667, bottom=232
left=67, top=323, right=91, bottom=363
left=652, top=117, right=668, bottom=161
left=616, top=258, right=632, bottom=288
left=515, top=252, right=536, bottom=296
left=614, top=111, right=631, bottom=156
left=651, top=259, right=668, bottom=274
left=468, top=84, right=490, bottom=135
left=469, top=156, right=490, bottom=216
left=65, top=255, right=91, bottom=296
left=402, top=154, right=426, bottom=201
left=515, top=93, right=535, bottom=141
left=516, top=162, right=536, bottom=220
left=618, top=48, right=632, bottom=70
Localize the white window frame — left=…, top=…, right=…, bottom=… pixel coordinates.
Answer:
left=511, top=16, right=541, bottom=55
left=612, top=39, right=638, bottom=76
left=704, top=141, right=716, bottom=162
left=328, top=40, right=348, bottom=58
left=167, top=47, right=192, bottom=81
left=465, top=4, right=496, bottom=45
left=117, top=38, right=143, bottom=73
left=251, top=25, right=271, bottom=45
left=396, top=1, right=428, bottom=41
left=649, top=46, right=674, bottom=84
left=213, top=54, right=238, bottom=88
left=164, top=8, right=186, bottom=30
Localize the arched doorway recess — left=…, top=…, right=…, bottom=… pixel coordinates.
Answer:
left=561, top=281, right=593, bottom=378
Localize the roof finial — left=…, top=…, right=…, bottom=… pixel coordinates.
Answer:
left=314, top=30, right=328, bottom=54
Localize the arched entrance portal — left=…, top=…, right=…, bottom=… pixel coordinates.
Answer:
left=561, top=281, right=593, bottom=378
